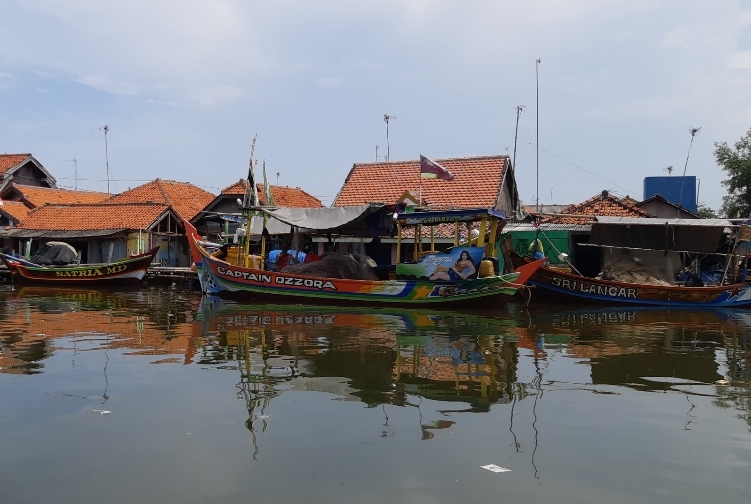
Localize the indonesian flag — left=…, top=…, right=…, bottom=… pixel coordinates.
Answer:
left=420, top=155, right=455, bottom=181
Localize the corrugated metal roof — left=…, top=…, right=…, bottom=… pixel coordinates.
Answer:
left=504, top=223, right=592, bottom=232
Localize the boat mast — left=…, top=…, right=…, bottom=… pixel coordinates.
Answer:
left=536, top=58, right=541, bottom=213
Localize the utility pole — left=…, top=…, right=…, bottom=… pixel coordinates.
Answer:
left=384, top=114, right=396, bottom=162
left=100, top=125, right=110, bottom=195
left=68, top=158, right=78, bottom=189
left=536, top=58, right=541, bottom=213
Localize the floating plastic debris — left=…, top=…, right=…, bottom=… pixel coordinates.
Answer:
left=481, top=464, right=511, bottom=473
left=715, top=379, right=731, bottom=385
left=90, top=409, right=111, bottom=415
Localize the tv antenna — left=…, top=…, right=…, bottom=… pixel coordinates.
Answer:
left=663, top=165, right=674, bottom=176
left=677, top=126, right=701, bottom=217
left=275, top=172, right=280, bottom=185
left=99, top=125, right=111, bottom=194
left=67, top=158, right=78, bottom=189
left=375, top=145, right=380, bottom=162
left=512, top=105, right=525, bottom=170
left=383, top=114, right=396, bottom=162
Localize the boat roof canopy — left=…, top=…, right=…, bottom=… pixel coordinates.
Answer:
left=396, top=208, right=506, bottom=226
left=251, top=204, right=386, bottom=235
left=591, top=216, right=738, bottom=254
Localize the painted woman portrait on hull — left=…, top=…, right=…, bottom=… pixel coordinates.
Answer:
left=429, top=250, right=477, bottom=281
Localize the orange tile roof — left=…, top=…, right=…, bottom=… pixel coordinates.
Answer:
left=107, top=179, right=216, bottom=221
left=333, top=155, right=507, bottom=208
left=544, top=190, right=651, bottom=224
left=221, top=180, right=323, bottom=207
left=0, top=200, right=31, bottom=223
left=620, top=196, right=640, bottom=207
left=7, top=183, right=109, bottom=207
left=17, top=203, right=170, bottom=231
left=0, top=154, right=31, bottom=175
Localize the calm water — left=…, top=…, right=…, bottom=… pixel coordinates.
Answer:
left=1, top=285, right=750, bottom=504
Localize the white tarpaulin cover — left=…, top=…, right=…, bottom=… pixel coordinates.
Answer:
left=249, top=205, right=386, bottom=236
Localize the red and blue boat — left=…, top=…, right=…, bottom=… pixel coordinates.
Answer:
left=187, top=207, right=544, bottom=308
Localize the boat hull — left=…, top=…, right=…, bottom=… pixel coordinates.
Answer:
left=0, top=248, right=159, bottom=286
left=509, top=253, right=751, bottom=307
left=189, top=234, right=543, bottom=308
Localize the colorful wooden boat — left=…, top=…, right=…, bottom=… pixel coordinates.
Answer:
left=186, top=207, right=544, bottom=308
left=508, top=251, right=751, bottom=307
left=0, top=247, right=159, bottom=286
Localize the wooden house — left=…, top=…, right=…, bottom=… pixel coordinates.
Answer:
left=0, top=154, right=56, bottom=192
left=330, top=155, right=524, bottom=264
left=0, top=202, right=184, bottom=265
left=509, top=190, right=653, bottom=276
left=192, top=180, right=323, bottom=241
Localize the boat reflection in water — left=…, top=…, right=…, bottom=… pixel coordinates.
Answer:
left=2, top=285, right=750, bottom=501
left=196, top=297, right=527, bottom=450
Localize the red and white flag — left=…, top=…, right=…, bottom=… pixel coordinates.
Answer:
left=420, top=155, right=455, bottom=181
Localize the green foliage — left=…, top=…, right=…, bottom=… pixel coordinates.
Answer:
left=715, top=127, right=751, bottom=218
left=696, top=202, right=718, bottom=219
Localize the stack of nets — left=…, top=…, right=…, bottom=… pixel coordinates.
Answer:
left=601, top=256, right=672, bottom=286
left=281, top=252, right=377, bottom=280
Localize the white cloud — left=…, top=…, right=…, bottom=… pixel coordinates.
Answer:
left=0, top=72, right=16, bottom=89
left=186, top=84, right=246, bottom=107
left=76, top=75, right=140, bottom=96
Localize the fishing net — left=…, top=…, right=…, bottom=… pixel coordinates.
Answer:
left=601, top=256, right=672, bottom=286
left=280, top=252, right=377, bottom=280
left=30, top=242, right=79, bottom=266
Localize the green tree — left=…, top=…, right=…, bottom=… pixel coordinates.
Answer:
left=715, top=127, right=751, bottom=218
left=696, top=202, right=718, bottom=219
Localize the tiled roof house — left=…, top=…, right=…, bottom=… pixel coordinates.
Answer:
left=1, top=202, right=185, bottom=265
left=12, top=202, right=174, bottom=233
left=544, top=190, right=652, bottom=225
left=106, top=179, right=216, bottom=221
left=333, top=155, right=521, bottom=217
left=219, top=180, right=323, bottom=208
left=1, top=182, right=109, bottom=208
left=192, top=180, right=323, bottom=239
left=0, top=200, right=31, bottom=228
left=0, top=154, right=56, bottom=192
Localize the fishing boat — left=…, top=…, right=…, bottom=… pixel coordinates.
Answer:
left=186, top=206, right=544, bottom=308
left=0, top=246, right=159, bottom=286
left=506, top=216, right=751, bottom=307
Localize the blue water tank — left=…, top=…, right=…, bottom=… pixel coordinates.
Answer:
left=643, top=176, right=697, bottom=212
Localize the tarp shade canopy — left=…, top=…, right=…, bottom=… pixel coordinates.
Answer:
left=248, top=205, right=388, bottom=236
left=590, top=217, right=736, bottom=254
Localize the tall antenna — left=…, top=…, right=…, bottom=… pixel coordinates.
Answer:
left=677, top=126, right=701, bottom=217
left=99, top=125, right=110, bottom=195
left=383, top=114, right=396, bottom=162
left=536, top=58, right=541, bottom=213
left=67, top=158, right=78, bottom=189
left=512, top=105, right=525, bottom=170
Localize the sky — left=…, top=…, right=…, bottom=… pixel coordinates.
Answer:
left=2, top=0, right=751, bottom=210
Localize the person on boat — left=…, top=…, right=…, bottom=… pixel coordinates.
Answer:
left=429, top=250, right=476, bottom=281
